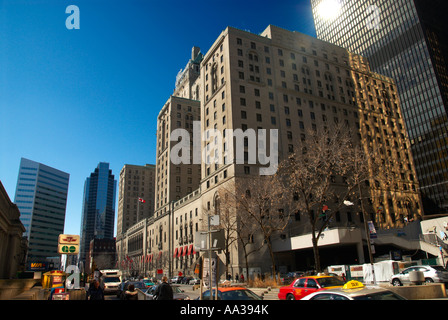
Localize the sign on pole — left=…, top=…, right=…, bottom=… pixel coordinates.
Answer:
left=58, top=234, right=80, bottom=255
left=194, top=229, right=225, bottom=251
left=202, top=257, right=217, bottom=288
left=367, top=221, right=377, bottom=239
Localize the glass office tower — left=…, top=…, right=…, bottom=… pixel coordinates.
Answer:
left=14, top=158, right=70, bottom=264
left=80, top=162, right=117, bottom=264
left=311, top=0, right=448, bottom=214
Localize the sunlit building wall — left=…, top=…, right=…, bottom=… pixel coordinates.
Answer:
left=311, top=0, right=448, bottom=214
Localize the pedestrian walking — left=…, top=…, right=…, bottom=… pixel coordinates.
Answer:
left=155, top=276, right=173, bottom=300
left=86, top=279, right=104, bottom=300
left=235, top=273, right=239, bottom=282
left=125, top=284, right=138, bottom=300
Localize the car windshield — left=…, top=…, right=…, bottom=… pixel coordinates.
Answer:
left=316, top=277, right=345, bottom=288
left=353, top=292, right=406, bottom=301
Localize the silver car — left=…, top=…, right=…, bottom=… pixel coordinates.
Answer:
left=189, top=277, right=201, bottom=285
left=390, top=265, right=448, bottom=286
left=301, top=286, right=406, bottom=300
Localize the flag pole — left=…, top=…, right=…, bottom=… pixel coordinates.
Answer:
left=137, top=198, right=140, bottom=222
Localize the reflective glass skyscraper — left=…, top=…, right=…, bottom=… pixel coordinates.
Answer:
left=80, top=162, right=117, bottom=263
left=14, top=158, right=70, bottom=264
left=311, top=0, right=448, bottom=213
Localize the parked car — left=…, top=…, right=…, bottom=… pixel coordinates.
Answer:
left=390, top=265, right=448, bottom=286
left=189, top=277, right=201, bottom=285
left=142, top=279, right=155, bottom=288
left=200, top=287, right=263, bottom=300
left=301, top=281, right=406, bottom=300
left=280, top=271, right=304, bottom=285
left=142, top=284, right=190, bottom=300
left=170, top=276, right=184, bottom=284
left=278, top=275, right=345, bottom=300
left=181, top=276, right=194, bottom=284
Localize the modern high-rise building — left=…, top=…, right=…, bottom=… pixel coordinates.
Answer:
left=79, top=162, right=116, bottom=264
left=14, top=158, right=69, bottom=265
left=310, top=0, right=448, bottom=213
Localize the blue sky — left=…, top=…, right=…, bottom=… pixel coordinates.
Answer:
left=0, top=0, right=317, bottom=236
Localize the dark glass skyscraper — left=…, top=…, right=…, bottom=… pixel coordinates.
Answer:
left=14, top=158, right=69, bottom=264
left=311, top=0, right=448, bottom=214
left=80, top=162, right=116, bottom=264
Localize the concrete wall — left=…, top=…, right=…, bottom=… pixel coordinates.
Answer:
left=388, top=283, right=447, bottom=300
left=0, top=279, right=40, bottom=300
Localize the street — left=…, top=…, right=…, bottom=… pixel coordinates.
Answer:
left=103, top=283, right=448, bottom=301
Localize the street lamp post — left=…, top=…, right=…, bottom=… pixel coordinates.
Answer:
left=358, top=184, right=376, bottom=285
left=208, top=215, right=213, bottom=299
left=169, top=201, right=174, bottom=280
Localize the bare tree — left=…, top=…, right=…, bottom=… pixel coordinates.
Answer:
left=202, top=189, right=239, bottom=278
left=277, top=125, right=374, bottom=273
left=216, top=183, right=260, bottom=281
left=223, top=175, right=290, bottom=279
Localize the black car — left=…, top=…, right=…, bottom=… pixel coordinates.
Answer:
left=143, top=284, right=190, bottom=300
left=281, top=271, right=304, bottom=285
left=181, top=276, right=194, bottom=284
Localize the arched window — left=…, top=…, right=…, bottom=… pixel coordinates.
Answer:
left=214, top=193, right=220, bottom=215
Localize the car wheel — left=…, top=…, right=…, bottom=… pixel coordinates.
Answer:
left=286, top=294, right=296, bottom=300
left=425, top=278, right=434, bottom=283
left=392, top=279, right=402, bottom=286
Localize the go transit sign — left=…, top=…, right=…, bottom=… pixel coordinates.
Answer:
left=58, top=234, right=80, bottom=255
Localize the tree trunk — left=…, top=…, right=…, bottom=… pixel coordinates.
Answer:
left=266, top=240, right=276, bottom=278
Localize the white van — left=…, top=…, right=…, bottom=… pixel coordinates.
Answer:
left=99, top=269, right=122, bottom=295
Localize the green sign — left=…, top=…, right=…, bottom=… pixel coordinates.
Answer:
left=58, top=244, right=78, bottom=254
left=62, top=246, right=76, bottom=253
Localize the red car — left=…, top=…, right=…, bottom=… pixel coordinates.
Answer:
left=278, top=275, right=345, bottom=300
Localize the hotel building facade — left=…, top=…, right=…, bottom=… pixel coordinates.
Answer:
left=118, top=25, right=424, bottom=279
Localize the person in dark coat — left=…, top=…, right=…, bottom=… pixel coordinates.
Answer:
left=86, top=279, right=104, bottom=300
left=155, top=276, right=173, bottom=300
left=125, top=284, right=138, bottom=300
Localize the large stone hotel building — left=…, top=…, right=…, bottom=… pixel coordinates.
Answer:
left=116, top=25, right=423, bottom=279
